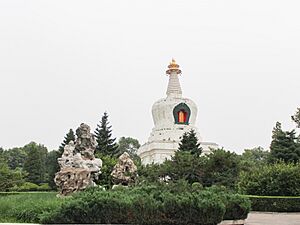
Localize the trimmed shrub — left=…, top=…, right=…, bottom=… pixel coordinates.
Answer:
left=37, top=183, right=51, bottom=191
left=208, top=186, right=251, bottom=220
left=41, top=186, right=226, bottom=225
left=9, top=182, right=39, bottom=192
left=0, top=184, right=250, bottom=224
left=9, top=182, right=51, bottom=192
left=222, top=194, right=251, bottom=220
left=248, top=196, right=300, bottom=212
left=238, top=162, right=300, bottom=196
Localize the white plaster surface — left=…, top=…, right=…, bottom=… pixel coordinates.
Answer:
left=138, top=68, right=218, bottom=165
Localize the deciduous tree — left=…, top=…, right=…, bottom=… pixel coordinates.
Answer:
left=23, top=142, right=48, bottom=184
left=117, top=137, right=140, bottom=158
left=0, top=156, right=24, bottom=191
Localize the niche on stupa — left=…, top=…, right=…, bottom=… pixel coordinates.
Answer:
left=173, top=103, right=191, bottom=125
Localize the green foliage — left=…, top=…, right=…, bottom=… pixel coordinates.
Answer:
left=0, top=157, right=25, bottom=191
left=23, top=142, right=48, bottom=184
left=95, top=153, right=117, bottom=188
left=41, top=185, right=232, bottom=225
left=165, top=151, right=204, bottom=184
left=238, top=162, right=300, bottom=196
left=9, top=182, right=39, bottom=192
left=138, top=163, right=165, bottom=184
left=0, top=192, right=62, bottom=223
left=138, top=152, right=204, bottom=185
left=221, top=193, right=251, bottom=220
left=45, top=150, right=60, bottom=190
left=37, top=183, right=51, bottom=191
left=117, top=136, right=140, bottom=158
left=248, top=196, right=300, bottom=212
left=9, top=182, right=51, bottom=192
left=178, top=129, right=202, bottom=156
left=94, top=112, right=118, bottom=156
left=2, top=147, right=27, bottom=170
left=58, top=129, right=75, bottom=154
left=270, top=122, right=300, bottom=163
left=191, top=182, right=203, bottom=191
left=0, top=185, right=250, bottom=224
left=202, top=149, right=241, bottom=189
left=292, top=107, right=300, bottom=128
left=239, top=147, right=269, bottom=172
left=139, top=149, right=241, bottom=190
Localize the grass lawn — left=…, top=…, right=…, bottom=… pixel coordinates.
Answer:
left=0, top=192, right=63, bottom=223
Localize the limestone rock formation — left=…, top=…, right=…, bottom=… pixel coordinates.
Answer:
left=111, top=152, right=137, bottom=186
left=55, top=123, right=102, bottom=196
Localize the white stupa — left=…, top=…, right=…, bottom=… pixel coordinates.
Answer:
left=137, top=59, right=218, bottom=165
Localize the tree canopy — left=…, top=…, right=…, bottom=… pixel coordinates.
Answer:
left=23, top=142, right=48, bottom=184
left=0, top=156, right=24, bottom=191
left=117, top=137, right=140, bottom=157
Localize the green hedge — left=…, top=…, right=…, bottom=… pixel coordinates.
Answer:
left=238, top=163, right=300, bottom=196
left=41, top=186, right=250, bottom=225
left=9, top=182, right=51, bottom=192
left=41, top=187, right=225, bottom=225
left=0, top=185, right=250, bottom=224
left=248, top=195, right=300, bottom=212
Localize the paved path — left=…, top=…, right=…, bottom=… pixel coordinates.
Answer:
left=246, top=212, right=300, bottom=225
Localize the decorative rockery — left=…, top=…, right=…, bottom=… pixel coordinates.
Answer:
left=54, top=123, right=102, bottom=196
left=111, top=152, right=137, bottom=186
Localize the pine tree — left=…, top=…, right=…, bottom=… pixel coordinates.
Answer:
left=178, top=129, right=202, bottom=156
left=94, top=112, right=118, bottom=156
left=59, top=129, right=75, bottom=154
left=270, top=122, right=300, bottom=163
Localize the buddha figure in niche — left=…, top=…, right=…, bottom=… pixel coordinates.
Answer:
left=178, top=110, right=187, bottom=123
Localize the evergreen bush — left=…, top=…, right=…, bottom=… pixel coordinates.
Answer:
left=238, top=162, right=300, bottom=196
left=41, top=185, right=250, bottom=224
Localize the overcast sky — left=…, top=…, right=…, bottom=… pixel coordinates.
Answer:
left=0, top=0, right=299, bottom=153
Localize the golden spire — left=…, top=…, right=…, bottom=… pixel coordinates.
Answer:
left=166, top=58, right=181, bottom=75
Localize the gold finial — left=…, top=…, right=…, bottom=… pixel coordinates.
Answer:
left=166, top=58, right=181, bottom=75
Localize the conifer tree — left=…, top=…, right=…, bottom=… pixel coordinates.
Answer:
left=94, top=112, right=118, bottom=156
left=178, top=129, right=202, bottom=156
left=59, top=129, right=75, bottom=154
left=270, top=122, right=300, bottom=163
